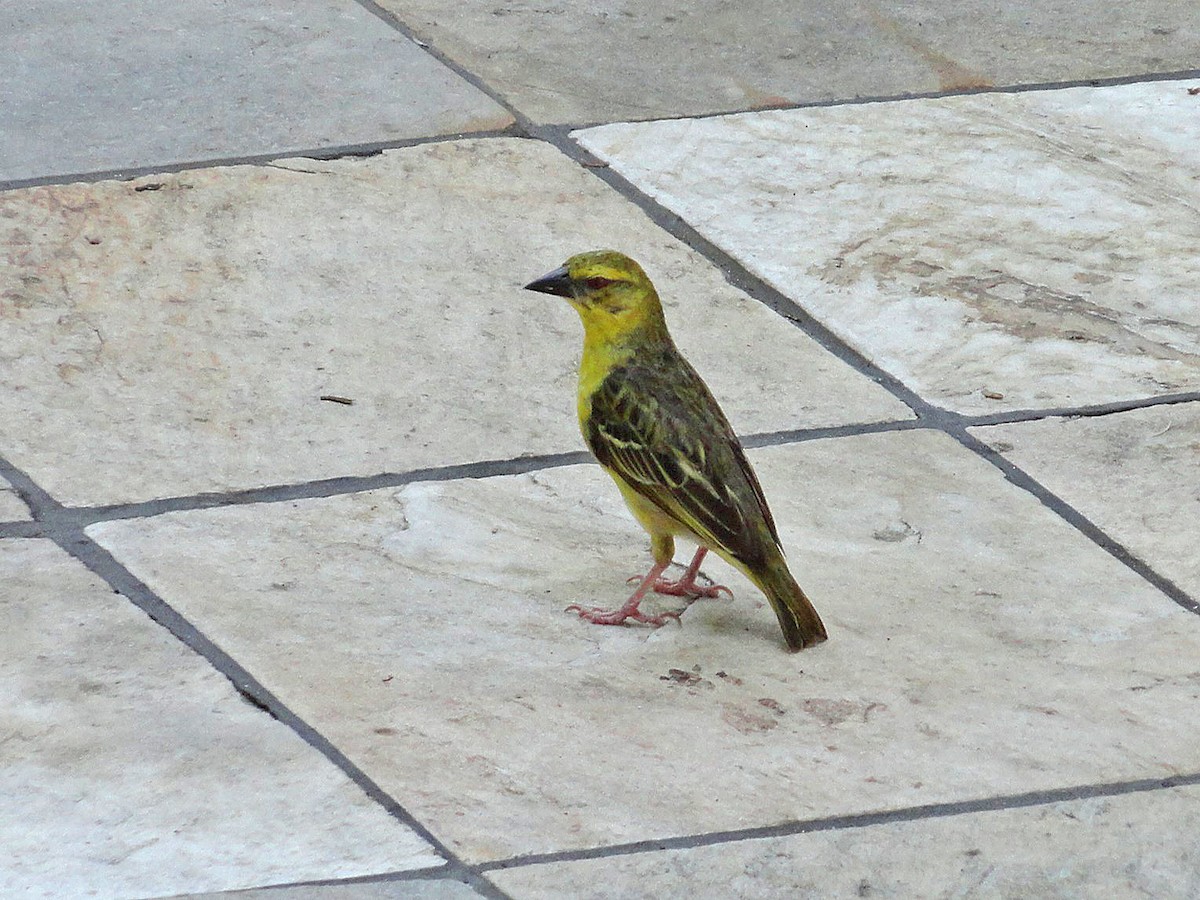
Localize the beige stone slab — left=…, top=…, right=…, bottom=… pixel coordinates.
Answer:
left=0, top=476, right=28, bottom=520
left=374, top=0, right=1200, bottom=124
left=175, top=877, right=479, bottom=899
left=575, top=80, right=1200, bottom=413
left=0, top=138, right=907, bottom=507
left=493, top=786, right=1200, bottom=899
left=973, top=401, right=1200, bottom=599
left=89, top=430, right=1200, bottom=863
left=0, top=539, right=439, bottom=898
left=1, top=0, right=512, bottom=183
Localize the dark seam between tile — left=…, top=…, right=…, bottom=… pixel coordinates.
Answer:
left=146, top=863, right=466, bottom=898
left=1, top=392, right=1197, bottom=531
left=352, top=0, right=533, bottom=130
left=477, top=771, right=1200, bottom=871
left=548, top=68, right=1200, bottom=131
left=965, top=392, right=1200, bottom=426
left=0, top=128, right=522, bottom=193
left=0, top=520, right=44, bottom=538
left=5, top=65, right=1192, bottom=194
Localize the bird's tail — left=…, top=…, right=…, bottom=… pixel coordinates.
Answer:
left=749, top=556, right=828, bottom=652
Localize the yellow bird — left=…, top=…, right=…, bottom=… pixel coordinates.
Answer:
left=524, top=250, right=827, bottom=651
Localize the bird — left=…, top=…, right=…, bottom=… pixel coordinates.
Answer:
left=524, top=249, right=827, bottom=651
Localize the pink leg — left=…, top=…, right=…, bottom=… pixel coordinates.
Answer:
left=567, top=558, right=682, bottom=627
left=630, top=547, right=733, bottom=599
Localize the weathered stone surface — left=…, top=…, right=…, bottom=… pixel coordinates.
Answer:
left=0, top=477, right=28, bottom=520
left=0, top=539, right=439, bottom=898
left=575, top=80, right=1200, bottom=413
left=89, top=431, right=1200, bottom=863
left=493, top=786, right=1200, bottom=899
left=178, top=877, right=480, bottom=899
left=0, top=0, right=510, bottom=183
left=974, top=401, right=1200, bottom=599
left=0, top=139, right=907, bottom=507
left=374, top=0, right=1200, bottom=124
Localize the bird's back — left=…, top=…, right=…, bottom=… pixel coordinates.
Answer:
left=581, top=339, right=782, bottom=569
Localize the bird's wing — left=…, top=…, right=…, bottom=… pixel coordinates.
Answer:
left=585, top=356, right=780, bottom=563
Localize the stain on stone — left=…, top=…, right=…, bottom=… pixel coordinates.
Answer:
left=736, top=82, right=793, bottom=110
left=873, top=521, right=922, bottom=543
left=660, top=668, right=714, bottom=690
left=863, top=4, right=993, bottom=91
left=721, top=704, right=778, bottom=734
left=801, top=698, right=887, bottom=726
left=815, top=247, right=1200, bottom=364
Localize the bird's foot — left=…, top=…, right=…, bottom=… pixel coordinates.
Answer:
left=565, top=602, right=681, bottom=628
left=625, top=571, right=732, bottom=600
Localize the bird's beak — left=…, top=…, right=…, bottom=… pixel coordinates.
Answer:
left=523, top=265, right=574, bottom=298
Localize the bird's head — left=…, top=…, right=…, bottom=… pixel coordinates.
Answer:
left=524, top=250, right=667, bottom=341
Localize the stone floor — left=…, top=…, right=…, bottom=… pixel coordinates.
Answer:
left=2, top=2, right=1198, bottom=898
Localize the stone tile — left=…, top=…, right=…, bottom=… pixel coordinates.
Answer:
left=973, top=402, right=1200, bottom=599
left=0, top=476, right=28, bottom=520
left=0, top=138, right=907, bottom=507
left=0, top=0, right=510, bottom=183
left=575, top=80, right=1200, bottom=413
left=0, top=539, right=439, bottom=898
left=492, top=786, right=1200, bottom=899
left=89, top=430, right=1200, bottom=863
left=374, top=0, right=1200, bottom=124
left=176, top=877, right=480, bottom=899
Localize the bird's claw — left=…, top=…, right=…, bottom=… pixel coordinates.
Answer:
left=565, top=603, right=681, bottom=628
left=654, top=578, right=732, bottom=600
left=626, top=572, right=733, bottom=600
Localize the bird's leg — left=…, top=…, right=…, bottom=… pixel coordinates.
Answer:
left=639, top=547, right=733, bottom=600
left=566, top=558, right=682, bottom=627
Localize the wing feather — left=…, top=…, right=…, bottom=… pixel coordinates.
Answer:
left=584, top=351, right=780, bottom=565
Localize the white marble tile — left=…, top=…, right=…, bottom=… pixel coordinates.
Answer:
left=0, top=138, right=908, bottom=507
left=89, top=430, right=1200, bottom=863
left=0, top=477, right=29, bottom=520
left=493, top=786, right=1200, bottom=899
left=0, top=539, right=439, bottom=898
left=974, top=401, right=1200, bottom=599
left=575, top=80, right=1200, bottom=413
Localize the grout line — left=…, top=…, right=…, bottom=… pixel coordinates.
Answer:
left=478, top=771, right=1200, bottom=871
left=0, top=128, right=522, bottom=193
left=6, top=421, right=924, bottom=533
left=70, top=451, right=595, bottom=525
left=549, top=68, right=1200, bottom=131
left=0, top=520, right=45, bottom=539
left=351, top=0, right=535, bottom=134
left=0, top=387, right=1196, bottom=532
left=741, top=417, right=923, bottom=449
left=150, top=863, right=464, bottom=898
left=963, top=391, right=1200, bottom=427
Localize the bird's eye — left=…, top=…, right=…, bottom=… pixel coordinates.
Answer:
left=585, top=276, right=614, bottom=290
